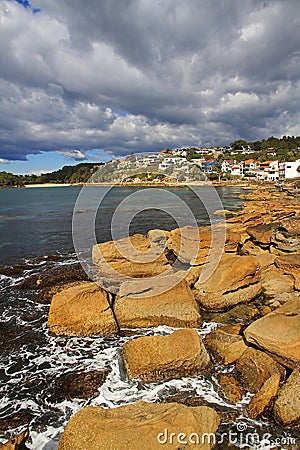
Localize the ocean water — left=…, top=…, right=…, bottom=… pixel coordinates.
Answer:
left=0, top=186, right=294, bottom=449
left=0, top=185, right=244, bottom=266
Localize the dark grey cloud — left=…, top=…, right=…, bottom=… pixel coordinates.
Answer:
left=0, top=0, right=300, bottom=161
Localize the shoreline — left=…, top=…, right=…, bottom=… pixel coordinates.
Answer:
left=24, top=183, right=72, bottom=188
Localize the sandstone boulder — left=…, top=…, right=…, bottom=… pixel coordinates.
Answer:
left=255, top=253, right=276, bottom=270
left=244, top=299, right=300, bottom=368
left=236, top=347, right=285, bottom=393
left=270, top=218, right=300, bottom=254
left=239, top=240, right=265, bottom=256
left=92, top=234, right=171, bottom=278
left=166, top=226, right=239, bottom=266
left=275, top=254, right=300, bottom=290
left=57, top=401, right=220, bottom=450
left=261, top=267, right=294, bottom=298
left=246, top=374, right=280, bottom=419
left=114, top=280, right=202, bottom=329
left=122, top=329, right=211, bottom=382
left=193, top=254, right=262, bottom=311
left=203, top=329, right=247, bottom=365
left=147, top=229, right=170, bottom=247
left=48, top=282, right=118, bottom=336
left=273, top=369, right=300, bottom=427
left=246, top=222, right=280, bottom=248
left=166, top=226, right=210, bottom=265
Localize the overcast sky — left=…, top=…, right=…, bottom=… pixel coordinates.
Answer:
left=1, top=0, right=300, bottom=171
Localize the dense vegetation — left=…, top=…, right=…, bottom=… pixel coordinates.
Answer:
left=229, top=136, right=300, bottom=162
left=0, top=163, right=104, bottom=187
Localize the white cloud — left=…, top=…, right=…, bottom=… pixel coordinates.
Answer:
left=0, top=158, right=9, bottom=164
left=55, top=150, right=86, bottom=160
left=0, top=0, right=300, bottom=161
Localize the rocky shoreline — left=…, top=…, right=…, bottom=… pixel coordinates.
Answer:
left=1, top=182, right=300, bottom=449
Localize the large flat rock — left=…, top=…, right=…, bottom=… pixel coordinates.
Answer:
left=48, top=282, right=118, bottom=336
left=166, top=226, right=239, bottom=266
left=57, top=401, right=220, bottom=450
left=193, top=254, right=262, bottom=311
left=122, top=329, right=211, bottom=382
left=92, top=234, right=171, bottom=278
left=244, top=299, right=300, bottom=368
left=115, top=280, right=202, bottom=329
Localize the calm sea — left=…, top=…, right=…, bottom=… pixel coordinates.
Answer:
left=0, top=185, right=244, bottom=266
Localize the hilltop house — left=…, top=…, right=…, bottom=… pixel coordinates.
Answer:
left=158, top=156, right=186, bottom=171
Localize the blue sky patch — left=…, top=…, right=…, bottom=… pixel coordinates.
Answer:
left=13, top=0, right=40, bottom=13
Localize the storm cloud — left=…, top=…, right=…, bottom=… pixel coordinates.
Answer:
left=1, top=0, right=300, bottom=161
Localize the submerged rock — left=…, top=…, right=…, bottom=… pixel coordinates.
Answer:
left=244, top=299, right=300, bottom=368
left=122, top=329, right=211, bottom=383
left=18, top=263, right=89, bottom=302
left=114, top=280, right=202, bottom=329
left=48, top=281, right=118, bottom=336
left=0, top=411, right=33, bottom=434
left=49, top=370, right=109, bottom=402
left=212, top=303, right=260, bottom=325
left=57, top=401, right=220, bottom=450
left=193, top=254, right=262, bottom=311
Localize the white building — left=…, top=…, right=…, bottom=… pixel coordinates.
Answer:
left=221, top=160, right=243, bottom=176
left=279, top=160, right=300, bottom=179
left=267, top=160, right=279, bottom=181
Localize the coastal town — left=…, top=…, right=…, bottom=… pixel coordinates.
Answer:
left=112, top=142, right=300, bottom=183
